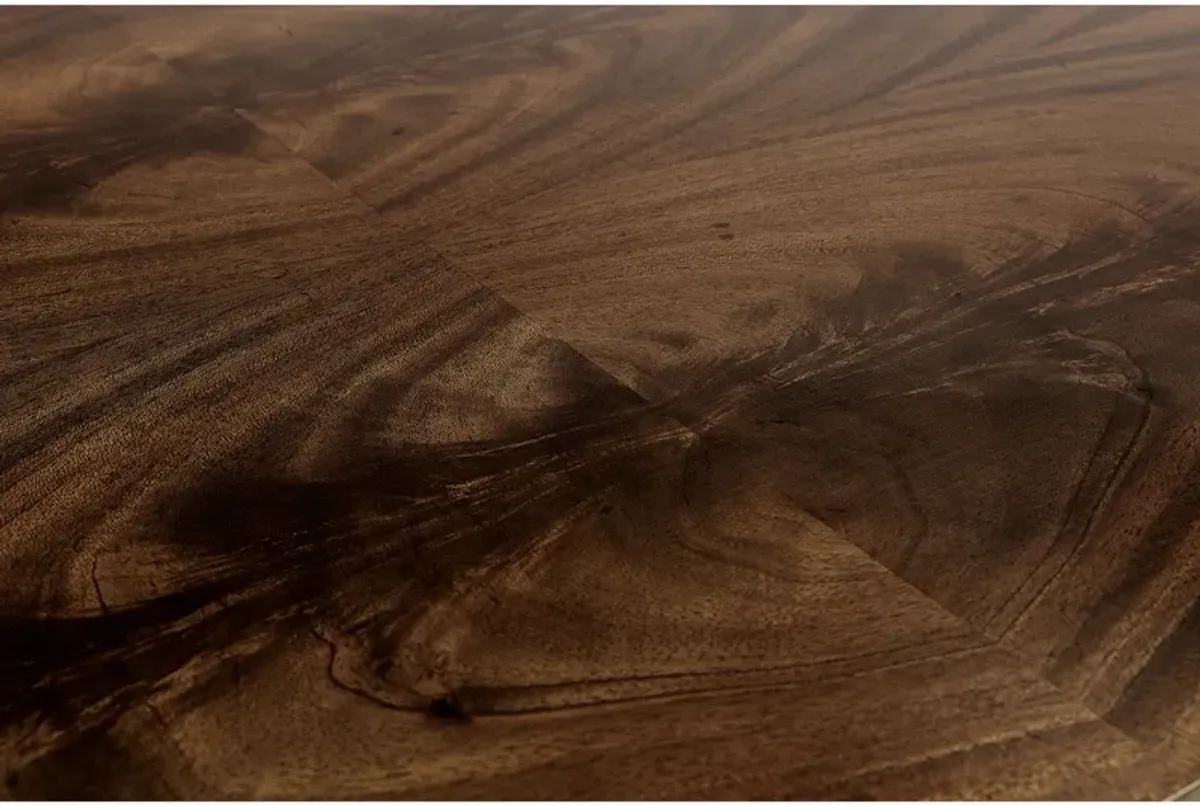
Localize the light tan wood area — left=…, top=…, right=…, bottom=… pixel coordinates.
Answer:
left=3, top=6, right=1200, bottom=799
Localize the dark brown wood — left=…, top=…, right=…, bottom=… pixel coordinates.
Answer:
left=3, top=6, right=1200, bottom=799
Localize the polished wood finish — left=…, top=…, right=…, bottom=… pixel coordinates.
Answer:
left=3, top=6, right=1200, bottom=799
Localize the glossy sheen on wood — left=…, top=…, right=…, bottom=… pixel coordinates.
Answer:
left=3, top=6, right=1200, bottom=800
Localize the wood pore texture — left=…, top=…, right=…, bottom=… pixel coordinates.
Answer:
left=3, top=6, right=1200, bottom=801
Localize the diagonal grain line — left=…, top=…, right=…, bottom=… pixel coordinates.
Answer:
left=121, top=29, right=680, bottom=448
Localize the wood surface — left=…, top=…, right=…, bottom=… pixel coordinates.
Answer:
left=3, top=6, right=1200, bottom=800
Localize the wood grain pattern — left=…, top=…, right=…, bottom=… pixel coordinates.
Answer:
left=3, top=6, right=1200, bottom=799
